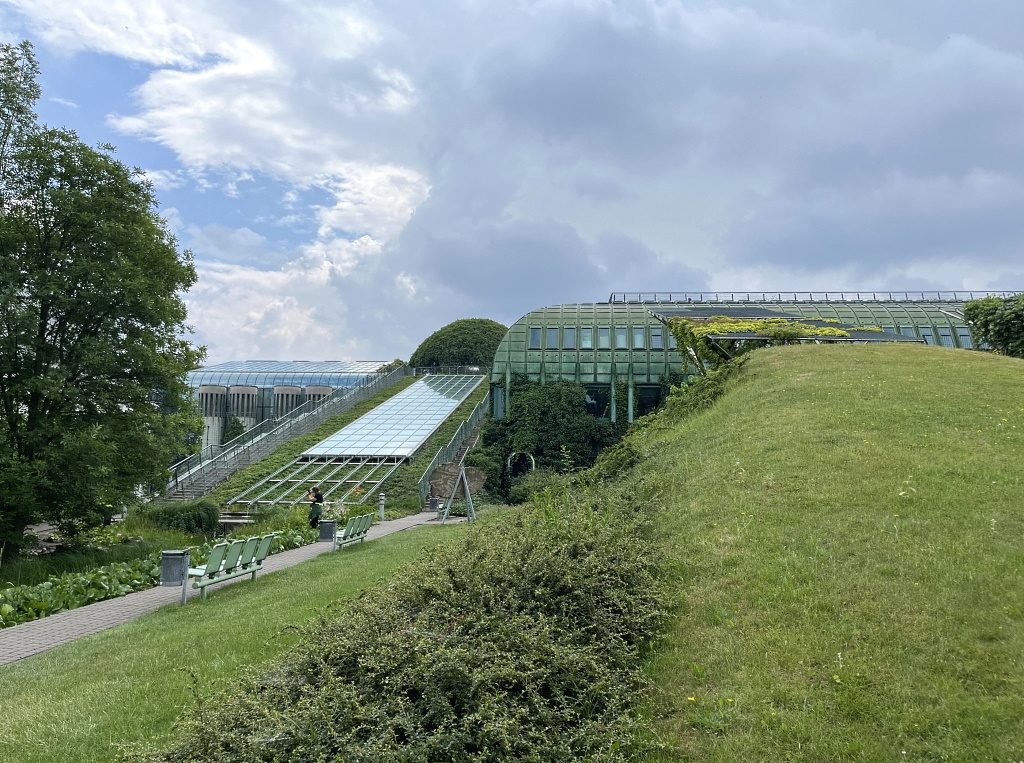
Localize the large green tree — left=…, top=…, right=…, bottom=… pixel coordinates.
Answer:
left=409, top=318, right=507, bottom=368
left=964, top=295, right=1024, bottom=359
left=0, top=42, right=203, bottom=549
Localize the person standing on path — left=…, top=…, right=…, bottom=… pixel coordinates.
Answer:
left=307, top=486, right=324, bottom=529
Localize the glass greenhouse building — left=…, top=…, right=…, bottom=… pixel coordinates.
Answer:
left=490, top=291, right=1015, bottom=423
left=187, top=360, right=387, bottom=449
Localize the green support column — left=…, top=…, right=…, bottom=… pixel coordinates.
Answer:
left=609, top=378, right=617, bottom=423
left=505, top=365, right=511, bottom=415
left=627, top=375, right=634, bottom=424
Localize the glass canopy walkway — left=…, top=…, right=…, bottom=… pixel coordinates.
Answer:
left=226, top=375, right=483, bottom=509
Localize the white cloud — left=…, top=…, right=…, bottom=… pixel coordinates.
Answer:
left=10, top=0, right=1024, bottom=363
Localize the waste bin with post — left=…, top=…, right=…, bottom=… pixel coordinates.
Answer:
left=161, top=549, right=191, bottom=606
left=429, top=496, right=440, bottom=519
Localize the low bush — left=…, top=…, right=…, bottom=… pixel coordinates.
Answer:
left=506, top=468, right=566, bottom=504
left=137, top=499, right=220, bottom=536
left=127, top=490, right=669, bottom=762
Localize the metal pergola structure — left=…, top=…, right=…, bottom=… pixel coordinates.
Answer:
left=227, top=455, right=405, bottom=509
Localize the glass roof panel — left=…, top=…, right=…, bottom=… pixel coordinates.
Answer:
left=303, top=375, right=483, bottom=459
left=187, top=360, right=388, bottom=389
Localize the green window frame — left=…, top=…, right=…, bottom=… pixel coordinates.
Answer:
left=546, top=327, right=559, bottom=348
left=529, top=327, right=541, bottom=348
left=632, top=326, right=645, bottom=349
left=581, top=327, right=593, bottom=349
left=564, top=327, right=577, bottom=349
left=615, top=326, right=628, bottom=349
left=650, top=326, right=663, bottom=349
left=598, top=327, right=611, bottom=349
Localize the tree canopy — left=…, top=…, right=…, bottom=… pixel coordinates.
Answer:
left=0, top=42, right=203, bottom=548
left=964, top=295, right=1024, bottom=359
left=409, top=318, right=508, bottom=368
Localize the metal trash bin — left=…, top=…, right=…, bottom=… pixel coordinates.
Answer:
left=429, top=497, right=440, bottom=513
left=319, top=519, right=337, bottom=543
left=161, top=549, right=190, bottom=605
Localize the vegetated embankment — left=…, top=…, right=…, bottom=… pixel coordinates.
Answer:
left=127, top=491, right=669, bottom=762
left=610, top=343, right=1024, bottom=761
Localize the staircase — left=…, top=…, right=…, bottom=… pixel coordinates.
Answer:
left=453, top=421, right=484, bottom=466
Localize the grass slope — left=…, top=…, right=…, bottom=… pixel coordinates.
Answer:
left=630, top=344, right=1024, bottom=761
left=0, top=525, right=469, bottom=763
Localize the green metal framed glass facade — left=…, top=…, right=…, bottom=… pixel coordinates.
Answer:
left=490, top=293, right=1008, bottom=423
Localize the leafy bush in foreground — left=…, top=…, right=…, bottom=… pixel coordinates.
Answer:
left=129, top=492, right=668, bottom=762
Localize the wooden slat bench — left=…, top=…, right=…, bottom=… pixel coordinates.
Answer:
left=187, top=532, right=277, bottom=600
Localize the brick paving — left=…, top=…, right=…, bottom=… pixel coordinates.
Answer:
left=0, top=511, right=462, bottom=667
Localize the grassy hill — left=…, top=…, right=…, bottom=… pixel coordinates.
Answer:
left=620, top=343, right=1024, bottom=761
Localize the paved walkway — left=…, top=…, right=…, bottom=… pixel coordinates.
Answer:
left=0, top=511, right=462, bottom=667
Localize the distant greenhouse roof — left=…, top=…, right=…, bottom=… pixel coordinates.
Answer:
left=187, top=360, right=388, bottom=388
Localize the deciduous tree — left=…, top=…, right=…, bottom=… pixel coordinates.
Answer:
left=0, top=42, right=203, bottom=549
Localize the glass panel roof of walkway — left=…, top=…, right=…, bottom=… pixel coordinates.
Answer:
left=302, top=375, right=483, bottom=459
left=187, top=360, right=388, bottom=388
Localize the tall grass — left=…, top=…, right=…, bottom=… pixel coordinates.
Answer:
left=620, top=344, right=1024, bottom=761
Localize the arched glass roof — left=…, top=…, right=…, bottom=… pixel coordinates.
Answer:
left=187, top=360, right=388, bottom=389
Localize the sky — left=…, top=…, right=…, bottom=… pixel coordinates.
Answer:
left=2, top=0, right=1023, bottom=365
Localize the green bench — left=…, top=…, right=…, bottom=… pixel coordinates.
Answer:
left=333, top=513, right=374, bottom=551
left=187, top=532, right=277, bottom=600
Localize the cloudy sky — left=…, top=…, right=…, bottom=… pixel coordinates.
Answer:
left=3, top=0, right=1022, bottom=364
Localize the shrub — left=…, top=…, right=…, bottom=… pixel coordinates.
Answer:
left=138, top=499, right=220, bottom=536
left=409, top=318, right=507, bottom=368
left=127, top=491, right=669, bottom=762
left=507, top=468, right=566, bottom=504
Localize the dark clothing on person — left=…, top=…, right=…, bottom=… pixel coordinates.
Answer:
left=308, top=489, right=324, bottom=528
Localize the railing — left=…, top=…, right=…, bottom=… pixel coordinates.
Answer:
left=418, top=390, right=491, bottom=505
left=167, top=365, right=414, bottom=499
left=607, top=291, right=1021, bottom=304
left=412, top=365, right=491, bottom=375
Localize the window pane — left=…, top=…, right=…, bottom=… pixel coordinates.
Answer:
left=581, top=327, right=593, bottom=349
left=564, top=327, right=576, bottom=349
left=957, top=328, right=973, bottom=349
left=529, top=327, right=541, bottom=348
left=598, top=327, right=610, bottom=349
left=668, top=331, right=677, bottom=349
left=920, top=327, right=935, bottom=345
left=937, top=327, right=954, bottom=348
left=547, top=327, right=559, bottom=348
left=900, top=326, right=917, bottom=337
left=615, top=326, right=627, bottom=349
left=632, top=326, right=645, bottom=349
left=650, top=326, right=663, bottom=349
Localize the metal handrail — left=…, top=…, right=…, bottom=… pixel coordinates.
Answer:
left=417, top=390, right=491, bottom=505
left=167, top=365, right=414, bottom=498
left=607, top=291, right=1021, bottom=304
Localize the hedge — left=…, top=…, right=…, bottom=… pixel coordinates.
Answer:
left=127, top=489, right=669, bottom=762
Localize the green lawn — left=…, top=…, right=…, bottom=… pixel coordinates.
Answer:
left=628, top=344, right=1024, bottom=761
left=0, top=525, right=469, bottom=763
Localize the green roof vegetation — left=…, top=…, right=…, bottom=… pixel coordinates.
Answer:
left=619, top=343, right=1024, bottom=759
left=409, top=318, right=508, bottom=368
